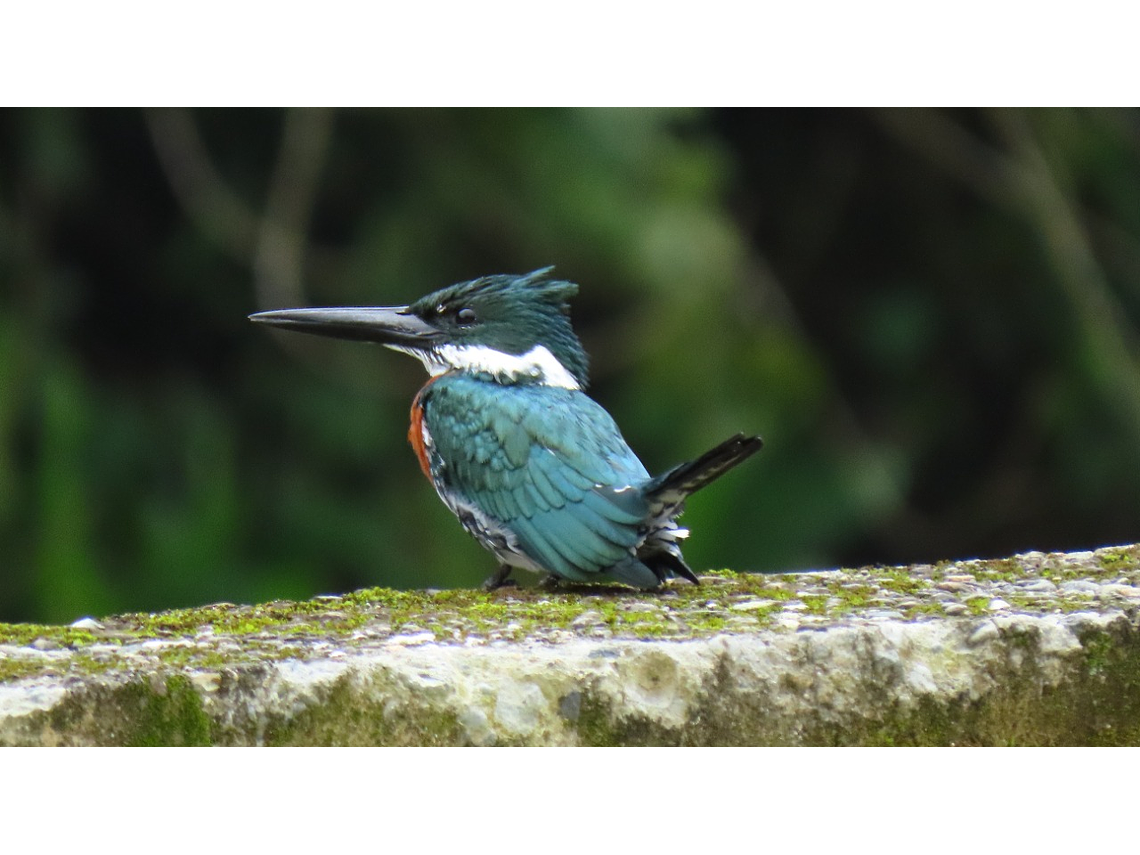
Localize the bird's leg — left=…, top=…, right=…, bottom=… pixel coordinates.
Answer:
left=482, top=565, right=516, bottom=591
left=538, top=574, right=564, bottom=591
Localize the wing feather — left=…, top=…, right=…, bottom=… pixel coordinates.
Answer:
left=423, top=376, right=650, bottom=576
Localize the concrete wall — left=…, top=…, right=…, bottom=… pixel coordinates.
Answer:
left=2, top=545, right=1139, bottom=745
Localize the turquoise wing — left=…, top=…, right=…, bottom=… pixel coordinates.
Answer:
left=423, top=375, right=651, bottom=580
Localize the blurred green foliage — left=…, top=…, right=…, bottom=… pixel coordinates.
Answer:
left=1, top=108, right=1138, bottom=623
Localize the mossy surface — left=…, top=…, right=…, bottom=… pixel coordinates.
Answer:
left=2, top=544, right=1139, bottom=745
left=560, top=614, right=1140, bottom=747
left=17, top=674, right=213, bottom=747
left=2, top=543, right=1139, bottom=689
left=3, top=543, right=1138, bottom=680
left=258, top=669, right=464, bottom=747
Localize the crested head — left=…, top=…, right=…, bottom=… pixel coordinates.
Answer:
left=404, top=267, right=590, bottom=389
left=249, top=267, right=591, bottom=390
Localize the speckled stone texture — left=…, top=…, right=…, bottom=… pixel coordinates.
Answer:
left=2, top=544, right=1139, bottom=745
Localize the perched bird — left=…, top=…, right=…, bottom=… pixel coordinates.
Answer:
left=250, top=267, right=762, bottom=591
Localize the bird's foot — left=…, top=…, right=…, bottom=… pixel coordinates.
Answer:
left=538, top=574, right=565, bottom=591
left=482, top=566, right=516, bottom=591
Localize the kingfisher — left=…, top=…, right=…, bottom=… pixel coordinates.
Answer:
left=250, top=267, right=762, bottom=591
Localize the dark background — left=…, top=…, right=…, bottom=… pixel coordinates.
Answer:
left=2, top=107, right=1138, bottom=625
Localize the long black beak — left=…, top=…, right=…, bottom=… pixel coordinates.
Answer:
left=248, top=306, right=442, bottom=348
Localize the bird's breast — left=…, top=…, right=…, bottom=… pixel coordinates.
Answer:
left=408, top=377, right=440, bottom=481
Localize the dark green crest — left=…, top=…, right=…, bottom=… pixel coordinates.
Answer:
left=408, top=267, right=590, bottom=387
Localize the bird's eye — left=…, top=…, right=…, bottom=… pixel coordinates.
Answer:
left=455, top=307, right=477, bottom=326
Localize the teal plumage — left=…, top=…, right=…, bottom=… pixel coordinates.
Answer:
left=250, top=267, right=762, bottom=590
left=420, top=373, right=652, bottom=584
